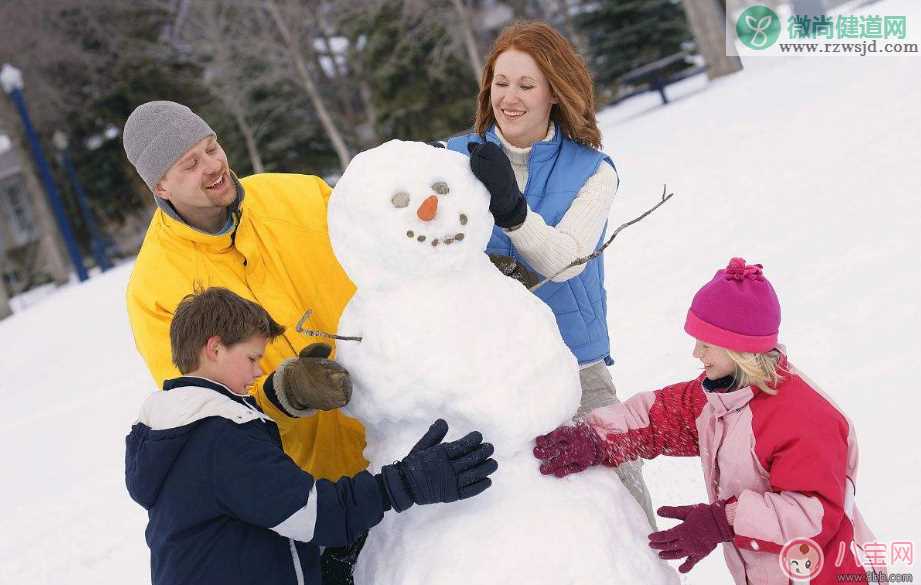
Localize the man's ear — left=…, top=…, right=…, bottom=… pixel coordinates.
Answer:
left=154, top=180, right=170, bottom=201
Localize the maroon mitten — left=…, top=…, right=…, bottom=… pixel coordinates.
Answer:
left=533, top=424, right=601, bottom=477
left=648, top=499, right=736, bottom=573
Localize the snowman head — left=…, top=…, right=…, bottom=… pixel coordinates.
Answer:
left=329, top=140, right=494, bottom=291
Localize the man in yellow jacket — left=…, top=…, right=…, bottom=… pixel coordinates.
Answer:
left=122, top=101, right=367, bottom=482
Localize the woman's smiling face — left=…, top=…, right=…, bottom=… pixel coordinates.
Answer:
left=490, top=49, right=557, bottom=148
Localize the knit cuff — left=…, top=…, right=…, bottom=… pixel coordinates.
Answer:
left=263, top=369, right=317, bottom=419
left=725, top=499, right=739, bottom=525
left=505, top=207, right=548, bottom=253
left=375, top=474, right=394, bottom=512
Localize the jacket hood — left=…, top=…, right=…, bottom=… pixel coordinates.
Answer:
left=125, top=419, right=199, bottom=509
left=125, top=377, right=270, bottom=509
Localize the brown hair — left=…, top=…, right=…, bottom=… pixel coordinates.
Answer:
left=170, top=286, right=285, bottom=374
left=475, top=21, right=602, bottom=149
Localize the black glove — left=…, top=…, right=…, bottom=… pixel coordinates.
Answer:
left=274, top=343, right=352, bottom=413
left=378, top=419, right=498, bottom=512
left=467, top=142, right=528, bottom=229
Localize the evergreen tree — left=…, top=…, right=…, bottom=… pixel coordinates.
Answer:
left=575, top=0, right=695, bottom=100
left=351, top=1, right=480, bottom=143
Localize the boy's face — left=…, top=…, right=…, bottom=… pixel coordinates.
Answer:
left=692, top=339, right=736, bottom=380
left=213, top=335, right=268, bottom=396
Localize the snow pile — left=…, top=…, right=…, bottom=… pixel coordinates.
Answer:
left=331, top=140, right=677, bottom=585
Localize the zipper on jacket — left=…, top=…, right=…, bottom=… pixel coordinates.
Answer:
left=288, top=538, right=305, bottom=585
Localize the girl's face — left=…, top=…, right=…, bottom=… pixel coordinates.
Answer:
left=490, top=49, right=558, bottom=149
left=692, top=340, right=736, bottom=380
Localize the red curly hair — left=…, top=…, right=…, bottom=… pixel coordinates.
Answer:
left=474, top=21, right=602, bottom=149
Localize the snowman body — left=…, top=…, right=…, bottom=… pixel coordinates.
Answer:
left=329, top=141, right=677, bottom=585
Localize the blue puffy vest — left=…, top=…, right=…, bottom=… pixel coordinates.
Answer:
left=447, top=124, right=615, bottom=365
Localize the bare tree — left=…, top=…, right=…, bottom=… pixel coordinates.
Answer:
left=0, top=258, right=11, bottom=318
left=260, top=0, right=353, bottom=169
left=165, top=0, right=270, bottom=172
left=680, top=0, right=743, bottom=79
left=400, top=0, right=487, bottom=83
left=450, top=0, right=485, bottom=79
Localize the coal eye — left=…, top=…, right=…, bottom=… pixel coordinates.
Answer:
left=391, top=192, right=410, bottom=208
left=432, top=182, right=449, bottom=195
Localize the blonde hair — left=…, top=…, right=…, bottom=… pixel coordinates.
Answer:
left=725, top=349, right=785, bottom=395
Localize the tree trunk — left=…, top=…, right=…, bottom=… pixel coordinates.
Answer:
left=264, top=0, right=353, bottom=170
left=230, top=102, right=264, bottom=174
left=314, top=28, right=358, bottom=126
left=0, top=256, right=11, bottom=319
left=450, top=0, right=484, bottom=82
left=555, top=0, right=586, bottom=53
left=680, top=0, right=743, bottom=80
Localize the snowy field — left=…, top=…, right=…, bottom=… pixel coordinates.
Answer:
left=2, top=3, right=919, bottom=582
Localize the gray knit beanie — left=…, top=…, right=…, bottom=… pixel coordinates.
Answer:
left=123, top=101, right=216, bottom=191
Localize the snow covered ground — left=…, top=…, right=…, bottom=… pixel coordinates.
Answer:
left=2, top=1, right=919, bottom=581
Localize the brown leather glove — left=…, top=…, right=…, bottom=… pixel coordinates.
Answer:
left=488, top=254, right=541, bottom=289
left=275, top=343, right=352, bottom=413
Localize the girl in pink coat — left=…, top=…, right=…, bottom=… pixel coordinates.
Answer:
left=533, top=258, right=878, bottom=585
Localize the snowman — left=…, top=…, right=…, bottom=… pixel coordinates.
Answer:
left=328, top=140, right=678, bottom=585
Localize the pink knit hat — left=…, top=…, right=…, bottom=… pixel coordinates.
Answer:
left=684, top=258, right=780, bottom=353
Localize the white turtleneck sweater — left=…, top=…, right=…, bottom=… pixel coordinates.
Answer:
left=496, top=125, right=619, bottom=283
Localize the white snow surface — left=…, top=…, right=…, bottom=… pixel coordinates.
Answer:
left=331, top=141, right=677, bottom=584
left=2, top=1, right=920, bottom=579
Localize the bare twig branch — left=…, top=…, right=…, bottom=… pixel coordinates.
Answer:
left=530, top=185, right=677, bottom=292
left=295, top=309, right=363, bottom=342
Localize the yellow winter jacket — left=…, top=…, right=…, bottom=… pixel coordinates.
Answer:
left=126, top=173, right=367, bottom=480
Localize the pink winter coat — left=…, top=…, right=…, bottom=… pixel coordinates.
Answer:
left=585, top=359, right=877, bottom=585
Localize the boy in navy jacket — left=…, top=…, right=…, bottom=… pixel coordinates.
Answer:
left=125, top=287, right=497, bottom=585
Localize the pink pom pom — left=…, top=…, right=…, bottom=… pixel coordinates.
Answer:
left=724, top=258, right=764, bottom=281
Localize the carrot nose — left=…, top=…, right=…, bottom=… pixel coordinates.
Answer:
left=417, top=195, right=438, bottom=222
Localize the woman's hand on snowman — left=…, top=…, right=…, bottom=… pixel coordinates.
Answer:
left=378, top=419, right=499, bottom=512
left=533, top=423, right=602, bottom=477
left=647, top=498, right=736, bottom=573
left=272, top=343, right=352, bottom=414
left=467, top=142, right=528, bottom=229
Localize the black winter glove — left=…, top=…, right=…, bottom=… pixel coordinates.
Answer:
left=467, top=142, right=528, bottom=229
left=273, top=343, right=352, bottom=413
left=379, top=419, right=498, bottom=513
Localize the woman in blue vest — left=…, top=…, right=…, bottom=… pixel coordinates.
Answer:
left=447, top=21, right=655, bottom=527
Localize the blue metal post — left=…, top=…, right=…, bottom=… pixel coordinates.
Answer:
left=6, top=86, right=88, bottom=282
left=58, top=148, right=113, bottom=271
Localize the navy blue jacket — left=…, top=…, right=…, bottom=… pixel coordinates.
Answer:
left=125, top=377, right=385, bottom=585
